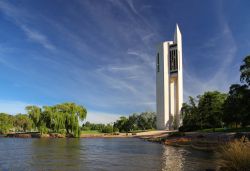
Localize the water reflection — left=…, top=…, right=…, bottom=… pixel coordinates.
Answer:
left=161, top=145, right=216, bottom=171
left=30, top=138, right=81, bottom=171
left=0, top=138, right=215, bottom=171
left=79, top=138, right=163, bottom=171
left=161, top=145, right=186, bottom=171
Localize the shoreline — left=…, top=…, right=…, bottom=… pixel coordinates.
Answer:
left=2, top=130, right=250, bottom=151
left=139, top=131, right=250, bottom=151
left=1, top=130, right=170, bottom=139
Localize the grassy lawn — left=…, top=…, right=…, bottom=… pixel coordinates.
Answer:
left=198, top=127, right=250, bottom=133
left=81, top=130, right=102, bottom=134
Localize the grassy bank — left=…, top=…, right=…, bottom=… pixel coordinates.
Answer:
left=198, top=127, right=250, bottom=133
left=216, top=137, right=250, bottom=171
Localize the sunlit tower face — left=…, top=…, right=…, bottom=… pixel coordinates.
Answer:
left=156, top=24, right=183, bottom=130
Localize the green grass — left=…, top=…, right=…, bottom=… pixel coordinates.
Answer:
left=198, top=127, right=250, bottom=133
left=81, top=130, right=102, bottom=134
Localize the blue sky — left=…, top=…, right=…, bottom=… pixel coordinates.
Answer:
left=0, top=0, right=249, bottom=123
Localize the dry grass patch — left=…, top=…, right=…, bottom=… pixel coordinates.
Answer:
left=217, top=137, right=250, bottom=171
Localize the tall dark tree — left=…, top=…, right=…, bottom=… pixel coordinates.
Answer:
left=223, top=84, right=250, bottom=127
left=198, top=91, right=227, bottom=131
left=223, top=55, right=250, bottom=128
left=114, top=116, right=129, bottom=132
left=240, top=55, right=250, bottom=86
left=180, top=96, right=199, bottom=131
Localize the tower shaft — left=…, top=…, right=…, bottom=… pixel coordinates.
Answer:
left=156, top=25, right=183, bottom=130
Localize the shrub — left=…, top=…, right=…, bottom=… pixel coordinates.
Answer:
left=217, top=137, right=250, bottom=171
left=39, top=124, right=48, bottom=134
left=113, top=127, right=119, bottom=133
left=101, top=124, right=113, bottom=133
left=58, top=129, right=66, bottom=135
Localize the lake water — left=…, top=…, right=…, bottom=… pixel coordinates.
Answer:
left=0, top=138, right=216, bottom=171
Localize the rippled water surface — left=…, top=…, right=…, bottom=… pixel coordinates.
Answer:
left=0, top=138, right=215, bottom=171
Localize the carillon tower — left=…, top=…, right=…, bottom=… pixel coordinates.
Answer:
left=156, top=24, right=183, bottom=130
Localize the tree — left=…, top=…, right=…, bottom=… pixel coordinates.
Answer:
left=180, top=96, right=199, bottom=131
left=0, top=113, right=14, bottom=134
left=198, top=91, right=227, bottom=131
left=180, top=92, right=227, bottom=132
left=25, top=106, right=42, bottom=130
left=223, top=55, right=250, bottom=128
left=101, top=124, right=113, bottom=133
left=223, top=84, right=250, bottom=127
left=25, top=103, right=87, bottom=137
left=113, top=112, right=156, bottom=132
left=127, top=114, right=139, bottom=131
left=82, top=122, right=105, bottom=131
left=14, top=114, right=32, bottom=132
left=137, top=112, right=156, bottom=130
left=114, top=116, right=128, bottom=132
left=54, top=103, right=87, bottom=137
left=42, top=105, right=65, bottom=132
left=240, top=55, right=250, bottom=86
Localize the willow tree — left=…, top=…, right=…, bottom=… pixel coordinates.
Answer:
left=25, top=105, right=42, bottom=130
left=42, top=106, right=65, bottom=133
left=54, top=103, right=87, bottom=137
left=14, top=114, right=32, bottom=132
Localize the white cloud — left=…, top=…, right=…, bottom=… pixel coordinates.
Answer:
left=0, top=100, right=34, bottom=114
left=85, top=110, right=121, bottom=124
left=183, top=21, right=238, bottom=101
left=0, top=1, right=55, bottom=51
left=21, top=25, right=55, bottom=50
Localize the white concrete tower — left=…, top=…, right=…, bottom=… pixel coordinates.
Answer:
left=156, top=24, right=183, bottom=130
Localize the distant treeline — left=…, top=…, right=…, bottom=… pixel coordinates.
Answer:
left=114, top=112, right=156, bottom=132
left=82, top=112, right=156, bottom=133
left=180, top=55, right=250, bottom=131
left=82, top=122, right=117, bottom=133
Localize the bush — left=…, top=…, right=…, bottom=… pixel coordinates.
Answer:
left=39, top=125, right=48, bottom=134
left=101, top=124, right=113, bottom=133
left=216, top=137, right=250, bottom=171
left=113, top=127, right=119, bottom=133
left=58, top=129, right=66, bottom=135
